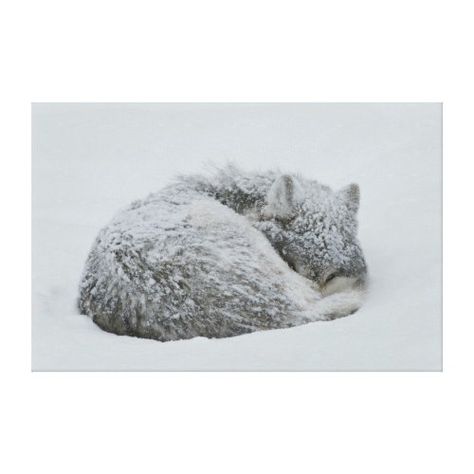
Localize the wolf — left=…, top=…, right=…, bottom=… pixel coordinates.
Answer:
left=78, top=165, right=367, bottom=341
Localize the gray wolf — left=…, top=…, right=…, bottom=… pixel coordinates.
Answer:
left=78, top=165, right=367, bottom=341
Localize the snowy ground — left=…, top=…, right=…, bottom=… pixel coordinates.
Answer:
left=32, top=103, right=442, bottom=371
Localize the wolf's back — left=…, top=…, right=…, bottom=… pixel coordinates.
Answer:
left=78, top=191, right=310, bottom=341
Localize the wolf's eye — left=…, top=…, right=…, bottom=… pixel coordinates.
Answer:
left=325, top=272, right=337, bottom=284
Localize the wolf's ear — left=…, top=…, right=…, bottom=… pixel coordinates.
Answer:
left=263, top=175, right=304, bottom=219
left=339, top=183, right=360, bottom=214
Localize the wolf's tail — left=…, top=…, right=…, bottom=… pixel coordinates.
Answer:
left=309, top=289, right=366, bottom=321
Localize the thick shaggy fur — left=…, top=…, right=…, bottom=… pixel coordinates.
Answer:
left=78, top=166, right=367, bottom=341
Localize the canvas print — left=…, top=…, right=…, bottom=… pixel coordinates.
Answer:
left=32, top=103, right=442, bottom=371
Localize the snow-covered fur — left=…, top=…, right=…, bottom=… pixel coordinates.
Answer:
left=78, top=165, right=367, bottom=341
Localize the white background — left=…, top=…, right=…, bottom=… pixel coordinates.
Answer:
left=1, top=0, right=473, bottom=473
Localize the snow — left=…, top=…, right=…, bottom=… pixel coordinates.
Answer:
left=32, top=103, right=442, bottom=371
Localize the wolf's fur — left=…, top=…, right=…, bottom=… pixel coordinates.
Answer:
left=78, top=165, right=367, bottom=341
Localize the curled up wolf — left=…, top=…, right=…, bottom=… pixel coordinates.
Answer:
left=78, top=165, right=368, bottom=342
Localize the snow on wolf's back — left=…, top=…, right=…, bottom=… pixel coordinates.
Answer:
left=78, top=166, right=368, bottom=342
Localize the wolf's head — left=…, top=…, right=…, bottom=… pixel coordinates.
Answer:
left=256, top=174, right=367, bottom=295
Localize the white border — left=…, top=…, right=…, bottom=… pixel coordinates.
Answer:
left=2, top=1, right=473, bottom=473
